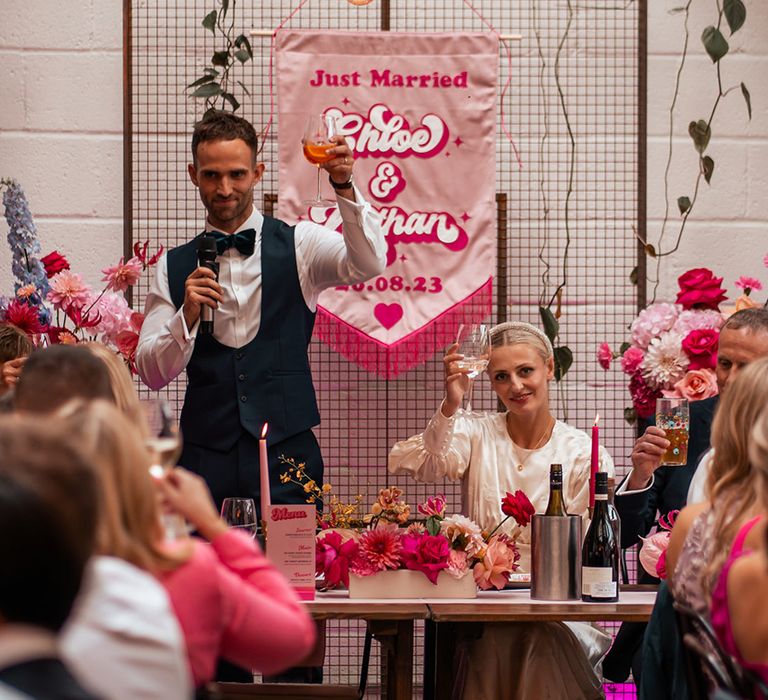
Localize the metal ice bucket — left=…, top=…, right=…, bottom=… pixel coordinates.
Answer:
left=530, top=513, right=582, bottom=601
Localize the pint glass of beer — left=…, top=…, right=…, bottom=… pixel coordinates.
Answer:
left=656, top=397, right=689, bottom=466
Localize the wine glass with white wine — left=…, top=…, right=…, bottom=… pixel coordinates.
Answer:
left=142, top=397, right=186, bottom=540
left=455, top=323, right=491, bottom=414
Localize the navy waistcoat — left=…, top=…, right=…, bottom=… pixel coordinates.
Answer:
left=166, top=216, right=320, bottom=451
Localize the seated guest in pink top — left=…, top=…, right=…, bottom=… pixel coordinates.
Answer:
left=710, top=399, right=768, bottom=686
left=59, top=399, right=316, bottom=688
left=154, top=465, right=317, bottom=686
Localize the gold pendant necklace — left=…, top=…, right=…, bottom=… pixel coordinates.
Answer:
left=509, top=416, right=555, bottom=472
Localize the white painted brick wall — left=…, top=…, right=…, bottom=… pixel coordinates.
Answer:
left=0, top=0, right=123, bottom=294
left=1, top=1, right=766, bottom=303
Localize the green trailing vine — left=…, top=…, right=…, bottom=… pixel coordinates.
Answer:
left=531, top=0, right=575, bottom=386
left=186, top=0, right=253, bottom=118
left=645, top=0, right=751, bottom=301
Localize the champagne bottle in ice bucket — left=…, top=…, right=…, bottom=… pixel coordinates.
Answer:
left=531, top=465, right=582, bottom=600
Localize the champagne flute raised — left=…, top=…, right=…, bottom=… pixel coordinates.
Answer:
left=455, top=323, right=491, bottom=414
left=143, top=398, right=187, bottom=540
left=302, top=112, right=338, bottom=206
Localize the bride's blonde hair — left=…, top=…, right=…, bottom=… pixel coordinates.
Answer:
left=701, top=357, right=768, bottom=599
left=489, top=321, right=553, bottom=362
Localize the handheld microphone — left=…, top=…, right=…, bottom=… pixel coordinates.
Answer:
left=197, top=234, right=219, bottom=336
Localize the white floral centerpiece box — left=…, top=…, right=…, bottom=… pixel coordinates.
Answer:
left=349, top=569, right=477, bottom=599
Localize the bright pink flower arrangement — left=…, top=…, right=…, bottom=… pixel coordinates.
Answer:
left=315, top=487, right=531, bottom=590
left=597, top=267, right=767, bottom=423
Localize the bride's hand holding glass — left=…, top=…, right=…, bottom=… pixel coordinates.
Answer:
left=443, top=342, right=472, bottom=416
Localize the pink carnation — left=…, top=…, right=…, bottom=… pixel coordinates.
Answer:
left=671, top=309, right=724, bottom=337
left=91, top=291, right=133, bottom=344
left=735, top=276, right=763, bottom=293
left=630, top=303, right=679, bottom=349
left=47, top=271, right=92, bottom=312
left=662, top=368, right=718, bottom=402
left=630, top=371, right=661, bottom=419
left=446, top=549, right=470, bottom=579
left=102, top=256, right=143, bottom=292
left=621, top=347, right=645, bottom=375
left=473, top=534, right=520, bottom=591
left=597, top=342, right=613, bottom=371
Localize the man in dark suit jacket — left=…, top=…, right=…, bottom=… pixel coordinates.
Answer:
left=604, top=307, right=768, bottom=685
left=0, top=422, right=100, bottom=700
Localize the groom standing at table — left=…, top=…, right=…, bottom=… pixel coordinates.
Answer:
left=136, top=111, right=386, bottom=516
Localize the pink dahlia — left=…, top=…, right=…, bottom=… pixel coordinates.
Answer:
left=473, top=534, right=520, bottom=591
left=102, top=256, right=143, bottom=292
left=47, top=271, right=92, bottom=312
left=356, top=524, right=402, bottom=572
left=621, top=347, right=645, bottom=375
left=735, top=276, right=763, bottom=294
left=4, top=300, right=47, bottom=336
left=597, top=342, right=613, bottom=371
left=641, top=332, right=689, bottom=389
left=630, top=303, right=679, bottom=349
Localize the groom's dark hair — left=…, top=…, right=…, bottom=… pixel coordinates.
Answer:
left=191, top=111, right=259, bottom=165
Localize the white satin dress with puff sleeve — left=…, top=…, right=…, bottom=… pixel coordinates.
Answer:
left=388, top=408, right=615, bottom=700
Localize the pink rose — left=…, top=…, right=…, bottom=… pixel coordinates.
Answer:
left=40, top=250, right=70, bottom=278
left=621, top=347, right=644, bottom=375
left=681, top=328, right=719, bottom=370
left=417, top=495, right=446, bottom=518
left=597, top=342, right=613, bottom=370
left=473, top=534, right=520, bottom=590
left=663, top=368, right=718, bottom=402
left=676, top=268, right=727, bottom=311
left=400, top=533, right=450, bottom=584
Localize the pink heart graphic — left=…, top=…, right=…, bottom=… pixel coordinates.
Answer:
left=374, top=303, right=403, bottom=330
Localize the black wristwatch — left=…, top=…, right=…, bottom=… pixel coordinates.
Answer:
left=328, top=175, right=354, bottom=191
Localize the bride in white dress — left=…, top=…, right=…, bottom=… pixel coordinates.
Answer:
left=388, top=321, right=614, bottom=700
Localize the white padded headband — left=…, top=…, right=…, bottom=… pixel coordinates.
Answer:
left=489, top=321, right=554, bottom=358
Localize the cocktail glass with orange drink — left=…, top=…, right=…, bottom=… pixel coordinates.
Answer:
left=302, top=112, right=338, bottom=206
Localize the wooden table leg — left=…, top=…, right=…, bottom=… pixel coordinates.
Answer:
left=369, top=620, right=413, bottom=700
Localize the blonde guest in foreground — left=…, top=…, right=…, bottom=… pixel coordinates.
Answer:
left=389, top=321, right=614, bottom=700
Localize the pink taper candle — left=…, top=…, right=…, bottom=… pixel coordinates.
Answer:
left=259, top=423, right=270, bottom=527
left=590, top=414, right=600, bottom=509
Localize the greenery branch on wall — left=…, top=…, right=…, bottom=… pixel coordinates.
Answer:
left=645, top=0, right=751, bottom=300
left=187, top=0, right=253, bottom=117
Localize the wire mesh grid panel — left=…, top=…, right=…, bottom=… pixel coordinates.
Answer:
left=130, top=1, right=643, bottom=696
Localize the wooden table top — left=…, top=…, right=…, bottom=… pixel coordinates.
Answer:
left=306, top=587, right=656, bottom=622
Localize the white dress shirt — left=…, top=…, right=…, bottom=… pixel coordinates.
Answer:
left=686, top=448, right=714, bottom=504
left=137, top=187, right=386, bottom=390
left=60, top=556, right=191, bottom=700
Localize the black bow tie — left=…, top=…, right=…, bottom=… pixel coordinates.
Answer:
left=209, top=229, right=256, bottom=256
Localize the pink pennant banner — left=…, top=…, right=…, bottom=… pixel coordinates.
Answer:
left=276, top=30, right=498, bottom=379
